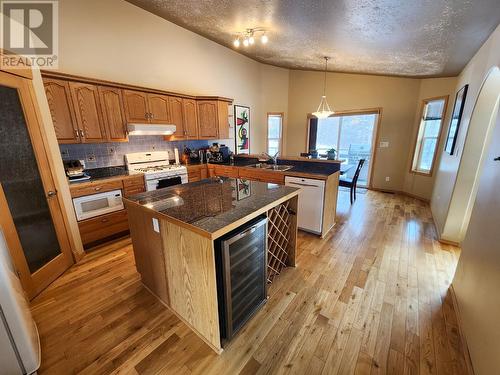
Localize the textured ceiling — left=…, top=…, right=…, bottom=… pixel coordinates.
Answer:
left=125, top=0, right=500, bottom=77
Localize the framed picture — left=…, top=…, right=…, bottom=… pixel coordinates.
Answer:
left=445, top=84, right=468, bottom=155
left=234, top=105, right=250, bottom=154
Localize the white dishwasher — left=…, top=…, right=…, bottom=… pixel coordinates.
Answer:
left=285, top=176, right=325, bottom=235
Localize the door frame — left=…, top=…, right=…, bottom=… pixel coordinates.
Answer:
left=305, top=107, right=382, bottom=188
left=0, top=70, right=74, bottom=299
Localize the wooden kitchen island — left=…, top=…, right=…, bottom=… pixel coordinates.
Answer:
left=123, top=178, right=299, bottom=354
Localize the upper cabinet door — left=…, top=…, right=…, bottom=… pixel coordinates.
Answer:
left=123, top=90, right=149, bottom=123
left=98, top=86, right=127, bottom=142
left=168, top=96, right=185, bottom=137
left=183, top=98, right=198, bottom=138
left=197, top=101, right=218, bottom=139
left=69, top=82, right=106, bottom=143
left=43, top=78, right=79, bottom=143
left=148, top=94, right=170, bottom=124
left=217, top=101, right=229, bottom=139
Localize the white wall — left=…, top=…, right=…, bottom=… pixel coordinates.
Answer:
left=402, top=77, right=457, bottom=200
left=431, top=24, right=500, bottom=242
left=57, top=0, right=289, bottom=154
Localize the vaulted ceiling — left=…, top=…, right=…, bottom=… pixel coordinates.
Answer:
left=125, top=0, right=500, bottom=77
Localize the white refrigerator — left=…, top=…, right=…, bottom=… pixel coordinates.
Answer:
left=0, top=229, right=40, bottom=375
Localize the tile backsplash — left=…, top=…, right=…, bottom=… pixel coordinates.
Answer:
left=59, top=136, right=210, bottom=169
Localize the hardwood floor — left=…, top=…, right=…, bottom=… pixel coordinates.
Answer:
left=31, top=190, right=470, bottom=374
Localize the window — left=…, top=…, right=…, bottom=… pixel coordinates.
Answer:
left=307, top=110, right=379, bottom=187
left=267, top=113, right=283, bottom=155
left=411, top=97, right=448, bottom=175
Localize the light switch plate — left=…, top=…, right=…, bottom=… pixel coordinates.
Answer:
left=152, top=218, right=160, bottom=233
left=380, top=141, right=389, bottom=148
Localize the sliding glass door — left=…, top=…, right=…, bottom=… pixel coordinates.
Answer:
left=308, top=111, right=379, bottom=187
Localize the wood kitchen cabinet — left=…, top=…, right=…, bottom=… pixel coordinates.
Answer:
left=69, top=82, right=107, bottom=142
left=187, top=164, right=208, bottom=182
left=42, top=72, right=233, bottom=144
left=168, top=96, right=185, bottom=137
left=183, top=98, right=199, bottom=138
left=98, top=86, right=128, bottom=142
left=43, top=78, right=79, bottom=143
left=147, top=94, right=170, bottom=124
left=123, top=90, right=170, bottom=124
left=197, top=100, right=229, bottom=139
left=122, top=90, right=149, bottom=123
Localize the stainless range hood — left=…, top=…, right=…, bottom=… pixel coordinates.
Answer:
left=127, top=123, right=176, bottom=136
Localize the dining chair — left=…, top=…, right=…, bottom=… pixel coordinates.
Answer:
left=339, top=159, right=365, bottom=204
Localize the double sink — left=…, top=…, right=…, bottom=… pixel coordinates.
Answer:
left=249, top=163, right=294, bottom=172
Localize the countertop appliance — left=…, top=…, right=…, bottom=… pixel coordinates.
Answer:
left=125, top=151, right=188, bottom=191
left=214, top=215, right=267, bottom=345
left=0, top=229, right=40, bottom=375
left=63, top=159, right=90, bottom=182
left=73, top=189, right=124, bottom=221
left=208, top=145, right=230, bottom=164
left=285, top=176, right=325, bottom=235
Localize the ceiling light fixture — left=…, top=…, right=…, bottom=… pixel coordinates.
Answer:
left=312, top=56, right=334, bottom=119
left=233, top=28, right=268, bottom=48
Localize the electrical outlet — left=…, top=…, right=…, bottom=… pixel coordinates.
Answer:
left=152, top=218, right=160, bottom=233
left=85, top=153, right=96, bottom=162
left=108, top=147, right=116, bottom=155
left=385, top=176, right=390, bottom=182
left=60, top=149, right=69, bottom=158
left=380, top=141, right=389, bottom=148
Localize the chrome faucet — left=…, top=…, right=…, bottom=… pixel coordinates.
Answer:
left=261, top=151, right=279, bottom=165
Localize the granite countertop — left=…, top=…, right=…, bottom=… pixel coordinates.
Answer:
left=68, top=165, right=140, bottom=184
left=204, top=157, right=341, bottom=177
left=123, top=177, right=300, bottom=239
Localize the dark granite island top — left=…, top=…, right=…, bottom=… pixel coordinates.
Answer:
left=123, top=177, right=300, bottom=240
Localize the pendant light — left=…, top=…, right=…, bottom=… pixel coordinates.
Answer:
left=312, top=57, right=334, bottom=119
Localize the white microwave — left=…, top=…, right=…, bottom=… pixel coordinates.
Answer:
left=73, top=189, right=124, bottom=221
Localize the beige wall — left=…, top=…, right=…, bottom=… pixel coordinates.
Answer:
left=57, top=0, right=289, bottom=154
left=402, top=77, right=457, bottom=200
left=287, top=70, right=422, bottom=191
left=431, top=24, right=500, bottom=242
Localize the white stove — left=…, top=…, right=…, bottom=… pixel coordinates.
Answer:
left=125, top=151, right=188, bottom=191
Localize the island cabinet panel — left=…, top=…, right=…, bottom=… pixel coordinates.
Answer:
left=69, top=82, right=107, bottom=142
left=43, top=78, right=79, bottom=143
left=322, top=171, right=339, bottom=237
left=161, top=221, right=222, bottom=352
left=127, top=208, right=169, bottom=304
left=148, top=93, right=170, bottom=124
left=122, top=90, right=149, bottom=123
left=98, top=86, right=127, bottom=142
left=183, top=98, right=198, bottom=138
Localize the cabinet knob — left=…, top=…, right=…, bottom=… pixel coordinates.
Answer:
left=101, top=218, right=109, bottom=223
left=94, top=187, right=101, bottom=191
left=74, top=129, right=80, bottom=139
